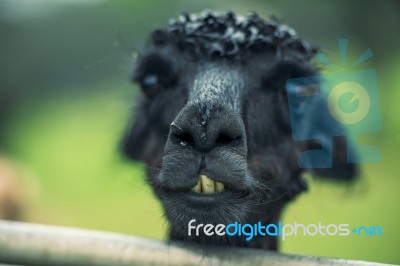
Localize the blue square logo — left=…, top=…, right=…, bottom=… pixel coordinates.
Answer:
left=286, top=69, right=382, bottom=168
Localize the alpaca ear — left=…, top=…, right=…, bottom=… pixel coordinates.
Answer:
left=286, top=77, right=358, bottom=181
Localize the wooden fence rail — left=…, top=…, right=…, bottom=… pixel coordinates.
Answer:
left=0, top=221, right=393, bottom=266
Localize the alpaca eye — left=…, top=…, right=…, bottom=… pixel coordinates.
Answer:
left=142, top=74, right=159, bottom=88
left=140, top=74, right=161, bottom=97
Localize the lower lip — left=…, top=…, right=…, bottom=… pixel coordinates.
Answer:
left=184, top=191, right=231, bottom=206
left=165, top=189, right=249, bottom=205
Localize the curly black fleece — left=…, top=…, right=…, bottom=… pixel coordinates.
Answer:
left=151, top=11, right=317, bottom=60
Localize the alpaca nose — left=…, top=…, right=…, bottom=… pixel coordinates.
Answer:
left=169, top=103, right=246, bottom=152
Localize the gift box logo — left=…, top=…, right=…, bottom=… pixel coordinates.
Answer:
left=286, top=39, right=382, bottom=168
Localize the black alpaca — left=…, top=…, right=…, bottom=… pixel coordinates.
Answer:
left=122, top=11, right=357, bottom=250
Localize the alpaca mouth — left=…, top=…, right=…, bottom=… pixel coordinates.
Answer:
left=191, top=175, right=225, bottom=194
left=158, top=173, right=251, bottom=205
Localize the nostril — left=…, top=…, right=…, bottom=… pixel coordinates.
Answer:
left=215, top=133, right=241, bottom=146
left=172, top=132, right=195, bottom=146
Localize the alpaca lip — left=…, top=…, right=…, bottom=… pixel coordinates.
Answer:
left=159, top=175, right=251, bottom=204
left=191, top=175, right=225, bottom=193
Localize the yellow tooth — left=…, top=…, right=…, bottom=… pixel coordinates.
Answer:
left=215, top=181, right=225, bottom=192
left=200, top=175, right=215, bottom=193
left=191, top=179, right=201, bottom=192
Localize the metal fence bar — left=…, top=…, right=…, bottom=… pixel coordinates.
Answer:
left=0, top=221, right=393, bottom=266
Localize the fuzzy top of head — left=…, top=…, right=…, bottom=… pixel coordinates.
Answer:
left=149, top=11, right=317, bottom=60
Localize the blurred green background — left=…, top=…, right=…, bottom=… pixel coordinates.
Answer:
left=0, top=0, right=399, bottom=264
